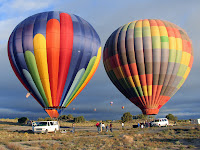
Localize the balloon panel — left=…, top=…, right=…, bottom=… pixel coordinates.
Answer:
left=8, top=11, right=101, bottom=117
left=103, top=19, right=193, bottom=115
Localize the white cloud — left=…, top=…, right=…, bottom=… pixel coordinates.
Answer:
left=0, top=17, right=23, bottom=42
left=0, top=0, right=53, bottom=13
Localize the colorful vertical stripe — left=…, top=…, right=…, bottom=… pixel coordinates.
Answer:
left=7, top=11, right=101, bottom=118
left=103, top=19, right=193, bottom=115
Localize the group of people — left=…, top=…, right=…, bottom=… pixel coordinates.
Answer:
left=96, top=122, right=113, bottom=133
left=138, top=120, right=151, bottom=128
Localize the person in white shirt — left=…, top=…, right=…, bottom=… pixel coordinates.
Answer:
left=122, top=122, right=125, bottom=130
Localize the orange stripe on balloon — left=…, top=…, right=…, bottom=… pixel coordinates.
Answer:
left=46, top=19, right=60, bottom=106
left=45, top=109, right=59, bottom=118
left=188, top=56, right=193, bottom=68
left=56, top=13, right=73, bottom=106
left=152, top=85, right=158, bottom=104
left=129, top=63, right=138, bottom=75
left=154, top=85, right=163, bottom=104
left=166, top=27, right=175, bottom=37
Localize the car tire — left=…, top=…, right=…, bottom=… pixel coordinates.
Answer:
left=45, top=129, right=48, bottom=134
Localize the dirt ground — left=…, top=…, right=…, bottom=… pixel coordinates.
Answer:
left=0, top=120, right=199, bottom=150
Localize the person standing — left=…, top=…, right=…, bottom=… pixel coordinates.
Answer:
left=122, top=122, right=124, bottom=130
left=110, top=123, right=113, bottom=132
left=106, top=124, right=109, bottom=132
left=102, top=123, right=105, bottom=131
left=96, top=122, right=100, bottom=132
left=98, top=123, right=101, bottom=133
left=138, top=122, right=140, bottom=128
left=72, top=123, right=75, bottom=133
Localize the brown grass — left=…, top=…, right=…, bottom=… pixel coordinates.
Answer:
left=0, top=119, right=199, bottom=149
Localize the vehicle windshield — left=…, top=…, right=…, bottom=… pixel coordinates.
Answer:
left=35, top=122, right=47, bottom=126
left=154, top=119, right=159, bottom=122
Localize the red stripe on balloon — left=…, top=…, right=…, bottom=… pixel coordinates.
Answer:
left=46, top=19, right=60, bottom=106
left=56, top=13, right=73, bottom=106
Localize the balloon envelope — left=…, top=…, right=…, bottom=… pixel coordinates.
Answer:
left=8, top=11, right=101, bottom=118
left=103, top=19, right=193, bottom=115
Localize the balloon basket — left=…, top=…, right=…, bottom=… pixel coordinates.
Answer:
left=142, top=108, right=159, bottom=115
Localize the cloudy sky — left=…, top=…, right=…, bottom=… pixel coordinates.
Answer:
left=0, top=0, right=200, bottom=120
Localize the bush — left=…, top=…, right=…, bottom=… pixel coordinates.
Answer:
left=74, top=116, right=85, bottom=123
left=18, top=117, right=29, bottom=124
left=121, top=112, right=132, bottom=122
left=37, top=118, right=44, bottom=121
left=67, top=114, right=74, bottom=120
left=44, top=117, right=52, bottom=121
left=58, top=114, right=74, bottom=121
left=137, top=114, right=148, bottom=119
left=90, top=120, right=97, bottom=122
left=166, top=114, right=178, bottom=121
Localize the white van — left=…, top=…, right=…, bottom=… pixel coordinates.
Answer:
left=32, top=121, right=60, bottom=133
left=151, top=118, right=169, bottom=127
left=191, top=119, right=200, bottom=124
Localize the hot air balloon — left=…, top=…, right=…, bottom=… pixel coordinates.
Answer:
left=72, top=107, right=75, bottom=111
left=110, top=101, right=113, bottom=106
left=122, top=106, right=124, bottom=109
left=94, top=108, right=97, bottom=111
left=8, top=11, right=101, bottom=118
left=26, top=92, right=31, bottom=98
left=103, top=19, right=193, bottom=115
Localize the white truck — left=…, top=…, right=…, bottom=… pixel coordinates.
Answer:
left=191, top=119, right=200, bottom=124
left=32, top=121, right=60, bottom=133
left=151, top=118, right=169, bottom=127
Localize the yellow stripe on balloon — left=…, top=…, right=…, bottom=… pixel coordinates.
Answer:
left=176, top=38, right=182, bottom=51
left=142, top=85, right=148, bottom=96
left=135, top=20, right=142, bottom=28
left=169, top=37, right=176, bottom=50
left=180, top=52, right=191, bottom=66
left=182, top=52, right=191, bottom=66
left=147, top=85, right=152, bottom=96
left=183, top=67, right=190, bottom=79
left=133, top=75, right=141, bottom=87
left=158, top=26, right=168, bottom=37
left=66, top=47, right=102, bottom=107
left=127, top=76, right=136, bottom=88
left=33, top=34, right=53, bottom=107
left=142, top=19, right=150, bottom=27
left=151, top=26, right=160, bottom=36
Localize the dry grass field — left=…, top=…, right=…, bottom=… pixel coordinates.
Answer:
left=0, top=118, right=199, bottom=150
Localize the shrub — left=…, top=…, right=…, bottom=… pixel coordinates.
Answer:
left=18, top=117, right=29, bottom=124
left=44, top=117, right=52, bottom=121
left=59, top=114, right=74, bottom=121
left=37, top=118, right=44, bottom=121
left=121, top=112, right=132, bottom=122
left=74, top=116, right=85, bottom=123
left=166, top=114, right=178, bottom=121
left=90, top=120, right=97, bottom=122
left=137, top=114, right=148, bottom=119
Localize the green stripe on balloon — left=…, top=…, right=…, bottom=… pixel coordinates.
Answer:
left=22, top=69, right=47, bottom=107
left=24, top=51, right=49, bottom=107
left=62, top=68, right=85, bottom=107
left=64, top=56, right=97, bottom=107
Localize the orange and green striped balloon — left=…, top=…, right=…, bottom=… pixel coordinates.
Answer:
left=103, top=19, right=193, bottom=115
